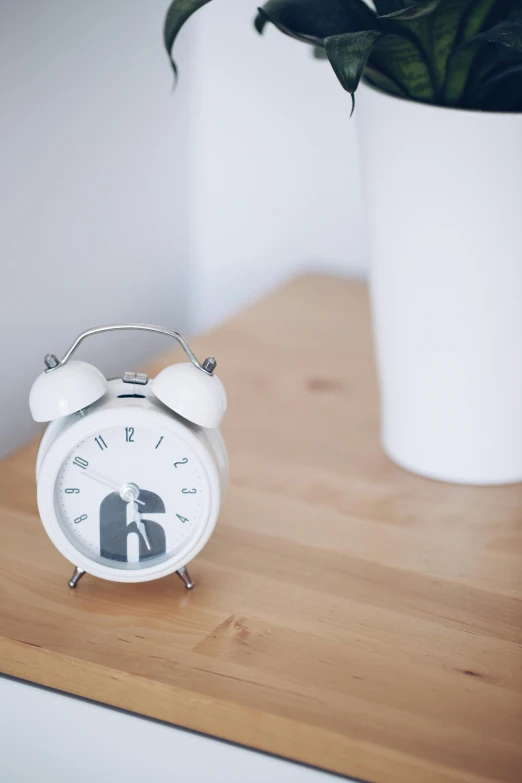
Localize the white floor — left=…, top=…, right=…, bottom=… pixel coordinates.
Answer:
left=0, top=676, right=344, bottom=783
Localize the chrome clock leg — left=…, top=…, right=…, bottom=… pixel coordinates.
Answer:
left=68, top=567, right=85, bottom=589
left=176, top=566, right=194, bottom=590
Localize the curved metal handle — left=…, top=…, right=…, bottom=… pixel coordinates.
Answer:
left=45, top=324, right=215, bottom=375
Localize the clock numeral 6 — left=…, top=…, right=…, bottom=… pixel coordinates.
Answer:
left=182, top=488, right=197, bottom=494
left=174, top=458, right=188, bottom=468
left=65, top=488, right=80, bottom=494
left=74, top=514, right=88, bottom=524
left=73, top=457, right=89, bottom=469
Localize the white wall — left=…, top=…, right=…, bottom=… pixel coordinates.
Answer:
left=0, top=0, right=192, bottom=457
left=0, top=0, right=365, bottom=456
left=183, top=0, right=366, bottom=331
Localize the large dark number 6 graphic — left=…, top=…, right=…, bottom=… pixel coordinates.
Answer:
left=99, top=491, right=166, bottom=563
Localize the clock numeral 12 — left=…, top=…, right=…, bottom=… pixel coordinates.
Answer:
left=125, top=427, right=135, bottom=443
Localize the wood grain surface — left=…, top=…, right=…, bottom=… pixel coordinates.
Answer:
left=0, top=275, right=521, bottom=783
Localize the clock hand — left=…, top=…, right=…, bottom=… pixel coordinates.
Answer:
left=136, top=515, right=152, bottom=551
left=82, top=470, right=145, bottom=505
left=126, top=501, right=151, bottom=551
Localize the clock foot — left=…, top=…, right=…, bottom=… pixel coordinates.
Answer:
left=176, top=566, right=194, bottom=590
left=68, top=567, right=85, bottom=589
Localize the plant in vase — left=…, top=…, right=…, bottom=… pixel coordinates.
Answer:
left=164, top=0, right=522, bottom=486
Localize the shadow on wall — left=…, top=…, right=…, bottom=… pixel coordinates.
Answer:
left=0, top=0, right=191, bottom=457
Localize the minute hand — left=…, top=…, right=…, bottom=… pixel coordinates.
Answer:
left=82, top=469, right=145, bottom=505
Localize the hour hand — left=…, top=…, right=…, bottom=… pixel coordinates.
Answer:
left=137, top=518, right=151, bottom=551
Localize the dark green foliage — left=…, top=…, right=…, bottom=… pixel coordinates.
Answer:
left=326, top=31, right=384, bottom=114
left=164, top=0, right=522, bottom=111
left=254, top=0, right=377, bottom=42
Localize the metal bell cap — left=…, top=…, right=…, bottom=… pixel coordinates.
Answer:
left=29, top=360, right=109, bottom=422
left=151, top=362, right=227, bottom=429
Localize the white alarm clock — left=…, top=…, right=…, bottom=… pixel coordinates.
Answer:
left=29, top=324, right=228, bottom=591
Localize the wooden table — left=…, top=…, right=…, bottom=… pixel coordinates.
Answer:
left=0, top=276, right=521, bottom=783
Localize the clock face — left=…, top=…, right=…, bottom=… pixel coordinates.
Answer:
left=54, top=424, right=208, bottom=571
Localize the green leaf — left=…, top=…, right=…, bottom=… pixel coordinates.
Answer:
left=443, top=0, right=498, bottom=105
left=377, top=0, right=463, bottom=97
left=164, top=0, right=214, bottom=78
left=453, top=16, right=522, bottom=107
left=312, top=45, right=329, bottom=59
left=322, top=0, right=439, bottom=105
left=427, top=0, right=470, bottom=91
left=370, top=32, right=436, bottom=100
left=325, top=30, right=383, bottom=111
left=443, top=39, right=483, bottom=104
left=379, top=0, right=445, bottom=21
left=363, top=61, right=408, bottom=95
left=476, top=18, right=522, bottom=52
left=476, top=63, right=522, bottom=110
left=458, top=0, right=498, bottom=41
left=463, top=38, right=522, bottom=107
left=254, top=0, right=377, bottom=46
left=373, top=0, right=412, bottom=14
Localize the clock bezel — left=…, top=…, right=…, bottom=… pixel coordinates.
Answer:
left=36, top=403, right=221, bottom=582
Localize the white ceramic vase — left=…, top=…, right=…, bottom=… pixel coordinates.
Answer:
left=356, top=84, right=522, bottom=485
